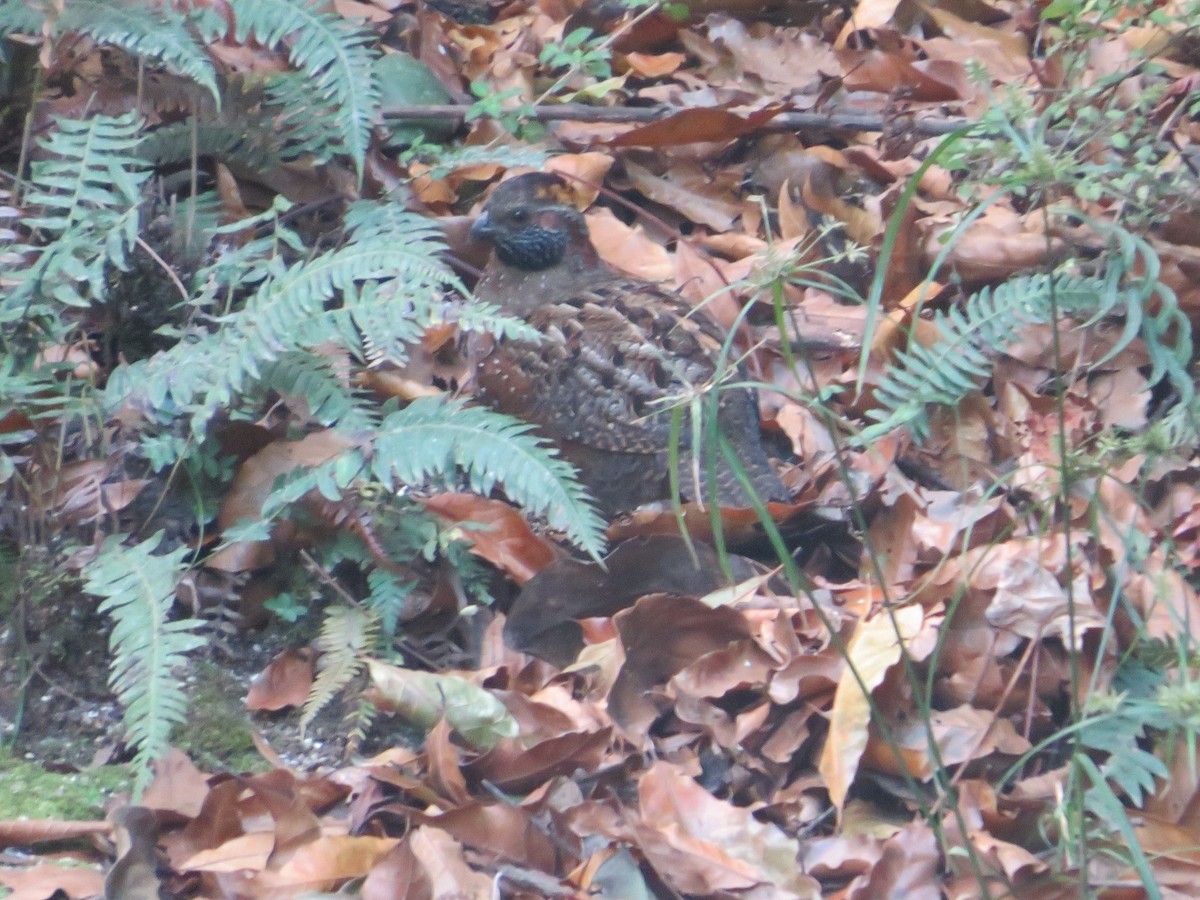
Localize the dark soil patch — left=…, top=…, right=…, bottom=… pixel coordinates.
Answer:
left=0, top=598, right=362, bottom=793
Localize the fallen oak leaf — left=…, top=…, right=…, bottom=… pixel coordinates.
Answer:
left=504, top=534, right=760, bottom=668
left=635, top=761, right=820, bottom=897
left=252, top=835, right=400, bottom=895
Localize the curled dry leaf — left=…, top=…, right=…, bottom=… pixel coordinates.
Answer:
left=862, top=704, right=1031, bottom=780
left=921, top=207, right=1065, bottom=281
left=505, top=534, right=754, bottom=667
left=620, top=50, right=686, bottom=77
left=360, top=837, right=432, bottom=900
left=404, top=802, right=564, bottom=872
left=252, top=835, right=399, bottom=895
left=464, top=727, right=613, bottom=794
left=140, top=748, right=211, bottom=819
left=844, top=821, right=941, bottom=900
left=608, top=594, right=754, bottom=737
left=247, top=648, right=317, bottom=712
left=180, top=831, right=276, bottom=875
left=608, top=103, right=788, bottom=148
left=0, top=817, right=111, bottom=848
left=407, top=826, right=492, bottom=900
left=622, top=158, right=743, bottom=231
left=838, top=46, right=969, bottom=102
left=544, top=151, right=615, bottom=204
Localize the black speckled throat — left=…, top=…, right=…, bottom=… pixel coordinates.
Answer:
left=493, top=223, right=569, bottom=271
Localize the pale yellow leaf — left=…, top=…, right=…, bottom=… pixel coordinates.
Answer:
left=818, top=603, right=924, bottom=815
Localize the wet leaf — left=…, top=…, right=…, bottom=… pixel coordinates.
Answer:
left=367, top=659, right=519, bottom=750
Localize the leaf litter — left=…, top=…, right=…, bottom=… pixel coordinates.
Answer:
left=4, top=0, right=1200, bottom=896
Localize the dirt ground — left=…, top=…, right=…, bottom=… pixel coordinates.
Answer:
left=0, top=597, right=362, bottom=811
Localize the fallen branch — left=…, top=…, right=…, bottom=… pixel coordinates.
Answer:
left=380, top=102, right=971, bottom=137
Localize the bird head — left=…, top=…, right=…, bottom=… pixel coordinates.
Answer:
left=470, top=173, right=593, bottom=271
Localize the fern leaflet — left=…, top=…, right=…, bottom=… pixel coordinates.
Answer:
left=83, top=533, right=203, bottom=795
left=862, top=269, right=1193, bottom=443
left=373, top=396, right=607, bottom=560
left=0, top=0, right=219, bottom=101
left=5, top=113, right=149, bottom=320
left=229, top=0, right=378, bottom=179
left=303, top=605, right=378, bottom=732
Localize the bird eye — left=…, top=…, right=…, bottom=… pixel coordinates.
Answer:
left=511, top=209, right=529, bottom=222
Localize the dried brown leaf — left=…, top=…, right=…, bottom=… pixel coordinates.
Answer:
left=608, top=103, right=787, bottom=148
left=419, top=492, right=563, bottom=583
left=0, top=863, right=105, bottom=900
left=584, top=207, right=675, bottom=281
left=361, top=837, right=432, bottom=900
left=0, top=818, right=111, bottom=849
left=635, top=761, right=820, bottom=897
left=247, top=648, right=316, bottom=712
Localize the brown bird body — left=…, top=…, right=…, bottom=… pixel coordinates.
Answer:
left=468, top=173, right=786, bottom=515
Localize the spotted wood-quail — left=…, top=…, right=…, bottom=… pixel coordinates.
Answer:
left=468, top=172, right=787, bottom=516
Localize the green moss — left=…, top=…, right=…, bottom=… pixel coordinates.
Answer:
left=0, top=753, right=130, bottom=820
left=172, top=662, right=266, bottom=773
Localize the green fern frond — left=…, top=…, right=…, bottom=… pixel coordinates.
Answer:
left=342, top=284, right=535, bottom=368
left=1078, top=663, right=1173, bottom=810
left=343, top=202, right=453, bottom=242
left=261, top=352, right=378, bottom=432
left=344, top=697, right=379, bottom=757
left=241, top=394, right=607, bottom=558
left=452, top=299, right=541, bottom=341
left=302, top=604, right=379, bottom=732
left=1, top=0, right=219, bottom=101
left=129, top=217, right=469, bottom=423
left=23, top=113, right=147, bottom=237
left=0, top=353, right=61, bottom=409
left=139, top=119, right=282, bottom=171
left=261, top=72, right=351, bottom=165
left=1079, top=702, right=1169, bottom=810
left=83, top=533, right=203, bottom=796
left=365, top=568, right=415, bottom=636
left=407, top=144, right=551, bottom=179
left=4, top=113, right=149, bottom=319
left=862, top=270, right=1193, bottom=443
left=373, top=397, right=607, bottom=560
left=1141, top=396, right=1200, bottom=452
left=0, top=0, right=41, bottom=36
left=210, top=233, right=460, bottom=396
left=61, top=0, right=218, bottom=101
left=229, top=0, right=378, bottom=179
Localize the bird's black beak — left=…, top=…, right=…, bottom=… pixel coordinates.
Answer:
left=469, top=211, right=493, bottom=242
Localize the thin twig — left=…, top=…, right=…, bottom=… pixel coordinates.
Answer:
left=134, top=235, right=189, bottom=304
left=381, top=102, right=972, bottom=137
